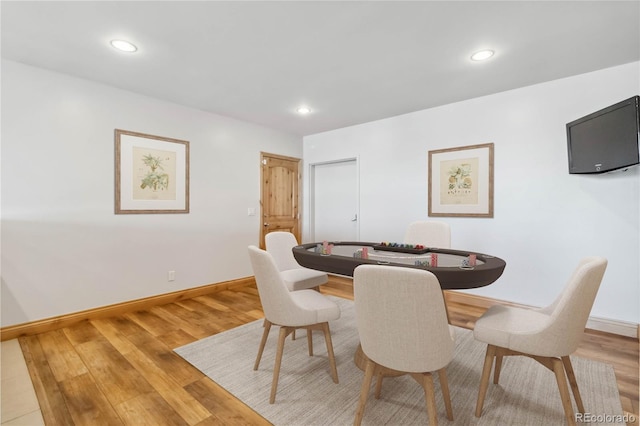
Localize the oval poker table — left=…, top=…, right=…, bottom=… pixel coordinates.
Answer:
left=292, top=241, right=506, bottom=290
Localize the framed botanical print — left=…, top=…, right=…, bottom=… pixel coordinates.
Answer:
left=428, top=143, right=494, bottom=218
left=115, top=129, right=190, bottom=214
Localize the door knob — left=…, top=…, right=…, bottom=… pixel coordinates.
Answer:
left=264, top=222, right=270, bottom=227
left=351, top=214, right=358, bottom=222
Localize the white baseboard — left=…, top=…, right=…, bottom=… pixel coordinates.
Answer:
left=586, top=316, right=639, bottom=338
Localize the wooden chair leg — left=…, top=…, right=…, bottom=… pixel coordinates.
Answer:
left=474, top=346, right=581, bottom=424
left=493, top=352, right=503, bottom=384
left=475, top=344, right=496, bottom=417
left=438, top=368, right=454, bottom=421
left=374, top=371, right=384, bottom=399
left=552, top=358, right=577, bottom=426
left=354, top=358, right=376, bottom=426
left=269, top=326, right=289, bottom=404
left=307, top=328, right=314, bottom=356
left=422, top=372, right=439, bottom=426
left=321, top=322, right=339, bottom=383
left=254, top=319, right=272, bottom=370
left=562, top=356, right=585, bottom=413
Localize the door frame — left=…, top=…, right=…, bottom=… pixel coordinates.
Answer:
left=260, top=152, right=302, bottom=248
left=309, top=157, right=360, bottom=242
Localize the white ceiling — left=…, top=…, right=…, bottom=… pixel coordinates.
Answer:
left=2, top=1, right=639, bottom=136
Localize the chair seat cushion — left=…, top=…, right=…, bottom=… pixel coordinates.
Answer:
left=280, top=268, right=328, bottom=291
left=473, top=305, right=553, bottom=354
left=290, top=290, right=341, bottom=324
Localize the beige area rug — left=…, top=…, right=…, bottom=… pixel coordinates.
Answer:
left=175, top=297, right=623, bottom=425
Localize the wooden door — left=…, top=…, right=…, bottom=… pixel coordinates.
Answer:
left=260, top=152, right=301, bottom=248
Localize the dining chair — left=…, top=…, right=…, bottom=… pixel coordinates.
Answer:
left=266, top=231, right=328, bottom=291
left=353, top=265, right=456, bottom=425
left=248, top=245, right=340, bottom=404
left=473, top=256, right=608, bottom=425
left=403, top=221, right=451, bottom=248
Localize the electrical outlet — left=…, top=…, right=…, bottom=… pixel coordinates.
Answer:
left=168, top=271, right=175, bottom=282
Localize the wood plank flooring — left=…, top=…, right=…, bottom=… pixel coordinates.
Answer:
left=18, top=278, right=639, bottom=425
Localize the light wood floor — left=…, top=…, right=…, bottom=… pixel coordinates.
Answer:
left=15, top=278, right=639, bottom=425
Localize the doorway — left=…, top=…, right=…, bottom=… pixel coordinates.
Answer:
left=310, top=158, right=359, bottom=242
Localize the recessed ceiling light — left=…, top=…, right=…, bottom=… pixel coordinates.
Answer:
left=471, top=50, right=494, bottom=61
left=297, top=106, right=311, bottom=115
left=110, top=39, right=138, bottom=53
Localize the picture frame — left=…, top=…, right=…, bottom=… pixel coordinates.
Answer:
left=115, top=129, right=190, bottom=214
left=428, top=143, right=494, bottom=218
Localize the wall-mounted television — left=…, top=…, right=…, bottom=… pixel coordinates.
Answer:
left=566, top=95, right=640, bottom=174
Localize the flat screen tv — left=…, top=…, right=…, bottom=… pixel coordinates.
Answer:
left=566, top=95, right=640, bottom=174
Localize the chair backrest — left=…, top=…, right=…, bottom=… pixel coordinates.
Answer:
left=403, top=221, right=451, bottom=248
left=265, top=232, right=301, bottom=271
left=248, top=245, right=319, bottom=326
left=354, top=265, right=454, bottom=373
left=536, top=256, right=608, bottom=355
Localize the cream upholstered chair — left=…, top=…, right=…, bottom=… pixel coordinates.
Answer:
left=353, top=265, right=455, bottom=425
left=248, top=245, right=340, bottom=404
left=403, top=221, right=451, bottom=248
left=473, top=257, right=608, bottom=425
left=265, top=231, right=328, bottom=291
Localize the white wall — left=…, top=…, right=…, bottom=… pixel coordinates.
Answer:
left=303, top=62, right=640, bottom=324
left=1, top=60, right=302, bottom=326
